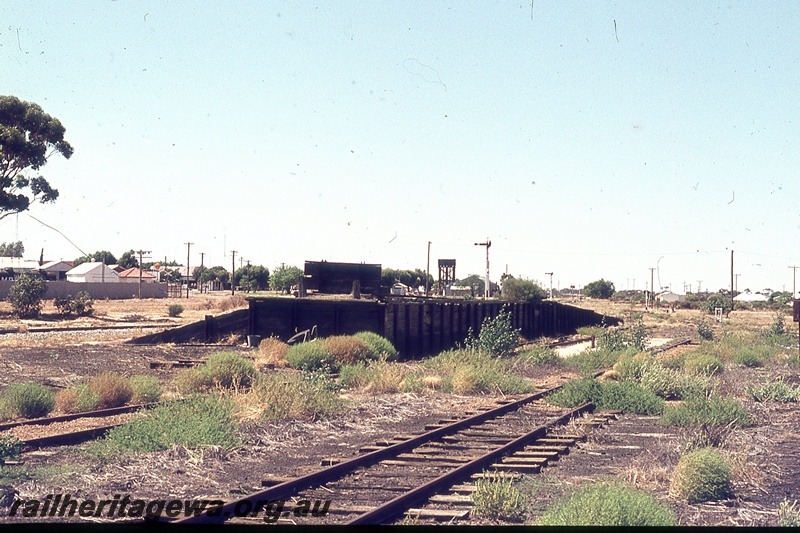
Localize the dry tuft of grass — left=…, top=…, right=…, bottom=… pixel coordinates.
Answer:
left=323, top=335, right=372, bottom=366
left=90, top=372, right=134, bottom=409
left=256, top=337, right=290, bottom=370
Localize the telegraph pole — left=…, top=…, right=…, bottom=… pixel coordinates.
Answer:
left=545, top=272, right=554, bottom=299
left=184, top=242, right=194, bottom=298
left=649, top=267, right=656, bottom=309
left=136, top=250, right=151, bottom=299
left=425, top=241, right=431, bottom=297
left=474, top=239, right=491, bottom=298
left=198, top=252, right=205, bottom=293
left=730, top=250, right=734, bottom=311
left=789, top=265, right=799, bottom=298
left=231, top=250, right=237, bottom=296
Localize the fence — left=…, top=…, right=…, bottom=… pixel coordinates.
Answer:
left=0, top=280, right=168, bottom=300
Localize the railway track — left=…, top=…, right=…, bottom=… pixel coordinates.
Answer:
left=173, top=385, right=608, bottom=526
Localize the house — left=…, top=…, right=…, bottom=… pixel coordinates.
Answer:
left=0, top=257, right=42, bottom=278
left=655, top=291, right=686, bottom=304
left=38, top=260, right=74, bottom=281
left=733, top=289, right=768, bottom=303
left=117, top=267, right=157, bottom=284
left=65, top=262, right=120, bottom=283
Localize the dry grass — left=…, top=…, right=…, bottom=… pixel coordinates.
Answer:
left=90, top=372, right=134, bottom=409
left=323, top=335, right=372, bottom=365
left=256, top=337, right=290, bottom=369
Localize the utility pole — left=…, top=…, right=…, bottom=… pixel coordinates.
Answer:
left=199, top=252, right=205, bottom=293
left=136, top=250, right=151, bottom=299
left=697, top=280, right=702, bottom=294
left=474, top=238, right=491, bottom=299
left=184, top=242, right=194, bottom=298
left=789, top=265, right=799, bottom=298
left=545, top=272, right=553, bottom=299
left=730, top=250, right=734, bottom=311
left=425, top=241, right=431, bottom=297
left=231, top=250, right=237, bottom=296
left=649, top=267, right=656, bottom=309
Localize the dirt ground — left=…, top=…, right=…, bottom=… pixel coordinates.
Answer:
left=0, top=297, right=796, bottom=526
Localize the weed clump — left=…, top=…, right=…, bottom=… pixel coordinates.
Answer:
left=55, top=384, right=99, bottom=414
left=660, top=393, right=751, bottom=428
left=746, top=377, right=800, bottom=403
left=423, top=349, right=534, bottom=395
left=536, top=481, right=676, bottom=526
left=89, top=372, right=134, bottom=409
left=323, top=335, right=373, bottom=365
left=472, top=473, right=525, bottom=522
left=683, top=352, right=723, bottom=376
left=779, top=499, right=800, bottom=527
left=546, top=377, right=664, bottom=415
left=517, top=345, right=562, bottom=366
left=670, top=447, right=733, bottom=503
left=200, top=352, right=257, bottom=389
left=1, top=383, right=55, bottom=419
left=339, top=361, right=407, bottom=393
left=256, top=337, right=290, bottom=369
left=167, top=304, right=184, bottom=317
left=353, top=331, right=398, bottom=360
left=286, top=341, right=335, bottom=372
left=235, top=372, right=343, bottom=422
left=465, top=307, right=520, bottom=357
left=129, top=375, right=162, bottom=404
left=102, top=395, right=240, bottom=453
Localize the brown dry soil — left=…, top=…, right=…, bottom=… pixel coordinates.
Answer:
left=0, top=298, right=796, bottom=526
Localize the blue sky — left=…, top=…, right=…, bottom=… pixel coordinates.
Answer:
left=2, top=1, right=800, bottom=294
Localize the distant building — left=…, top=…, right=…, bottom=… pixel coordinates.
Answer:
left=38, top=260, right=74, bottom=281
left=734, top=289, right=768, bottom=302
left=65, top=262, right=120, bottom=283
left=117, top=267, right=157, bottom=284
left=0, top=257, right=41, bottom=278
left=656, top=291, right=686, bottom=303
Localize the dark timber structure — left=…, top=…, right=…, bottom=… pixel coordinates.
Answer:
left=248, top=297, right=617, bottom=358
left=304, top=261, right=382, bottom=295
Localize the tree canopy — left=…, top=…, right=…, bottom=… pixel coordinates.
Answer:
left=74, top=251, right=116, bottom=267
left=117, top=250, right=139, bottom=270
left=234, top=265, right=269, bottom=291
left=0, top=96, right=72, bottom=219
left=583, top=278, right=616, bottom=299
left=0, top=241, right=24, bottom=257
left=381, top=268, right=433, bottom=289
left=500, top=275, right=545, bottom=302
left=270, top=265, right=303, bottom=292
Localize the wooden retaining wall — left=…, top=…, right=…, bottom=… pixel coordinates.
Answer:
left=127, top=308, right=249, bottom=344
left=248, top=297, right=616, bottom=358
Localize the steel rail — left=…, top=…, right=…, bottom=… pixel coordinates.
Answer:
left=0, top=402, right=159, bottom=433
left=173, top=385, right=566, bottom=525
left=347, top=402, right=594, bottom=525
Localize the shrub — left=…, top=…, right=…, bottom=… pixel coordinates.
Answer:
left=746, top=377, right=800, bottom=403
left=683, top=352, right=723, bottom=376
left=465, top=307, right=520, bottom=357
left=102, top=395, right=240, bottom=452
left=702, top=293, right=732, bottom=315
left=55, top=292, right=94, bottom=317
left=697, top=319, right=714, bottom=341
left=323, top=336, right=373, bottom=365
left=7, top=273, right=47, bottom=318
left=168, top=304, right=184, bottom=317
left=174, top=368, right=207, bottom=395
left=286, top=341, right=336, bottom=372
left=236, top=372, right=343, bottom=422
left=516, top=345, right=562, bottom=366
left=353, top=331, right=398, bottom=361
left=670, top=448, right=733, bottom=503
left=536, top=481, right=676, bottom=526
left=779, top=499, right=800, bottom=527
left=89, top=372, right=134, bottom=409
left=129, top=375, right=162, bottom=404
left=339, top=361, right=407, bottom=393
left=660, top=393, right=752, bottom=428
left=199, top=352, right=257, bottom=389
left=769, top=311, right=786, bottom=336
left=256, top=337, right=290, bottom=369
left=423, top=349, right=534, bottom=395
left=0, top=433, right=21, bottom=463
left=733, top=346, right=765, bottom=368
left=546, top=377, right=664, bottom=415
left=2, top=382, right=55, bottom=419
left=472, top=473, right=525, bottom=522
left=55, top=384, right=99, bottom=413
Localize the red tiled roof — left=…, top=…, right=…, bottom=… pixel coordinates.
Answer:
left=118, top=267, right=156, bottom=279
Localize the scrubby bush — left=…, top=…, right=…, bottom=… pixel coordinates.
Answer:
left=168, top=304, right=184, bottom=317
left=660, top=393, right=751, bottom=428
left=472, top=473, right=525, bottom=522
left=54, top=291, right=94, bottom=317
left=702, top=293, right=732, bottom=315
left=2, top=382, right=55, bottom=419
left=747, top=377, right=800, bottom=402
left=7, top=273, right=47, bottom=318
left=597, top=318, right=649, bottom=352
left=670, top=448, right=733, bottom=503
left=55, top=384, right=99, bottom=414
left=286, top=341, right=336, bottom=372
left=733, top=346, right=765, bottom=367
left=199, top=352, right=257, bottom=389
left=564, top=346, right=630, bottom=376
left=129, top=375, right=162, bottom=404
left=323, top=335, right=373, bottom=365
left=465, top=307, right=520, bottom=357
left=354, top=331, right=398, bottom=360
left=102, top=395, right=240, bottom=453
left=546, top=377, right=664, bottom=415
left=516, top=345, right=562, bottom=366
left=237, top=372, right=343, bottom=422
left=256, top=337, right=290, bottom=369
left=90, top=372, right=134, bottom=409
left=339, top=361, right=407, bottom=393
left=536, top=482, right=676, bottom=526
left=174, top=367, right=207, bottom=395
left=683, top=352, right=723, bottom=376
left=423, top=349, right=534, bottom=395
left=697, top=319, right=714, bottom=341
left=0, top=433, right=21, bottom=463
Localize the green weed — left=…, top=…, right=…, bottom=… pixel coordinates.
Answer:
left=670, top=447, right=733, bottom=503
left=472, top=472, right=525, bottom=522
